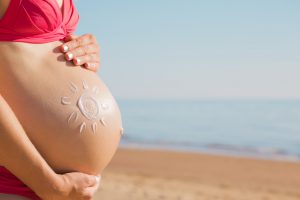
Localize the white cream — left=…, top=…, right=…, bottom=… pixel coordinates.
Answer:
left=92, top=86, right=100, bottom=95
left=79, top=122, right=86, bottom=134
left=68, top=111, right=78, bottom=124
left=82, top=80, right=89, bottom=89
left=77, top=92, right=100, bottom=120
left=92, top=122, right=97, bottom=134
left=69, top=81, right=78, bottom=94
left=61, top=79, right=112, bottom=134
left=61, top=97, right=71, bottom=105
left=100, top=117, right=107, bottom=126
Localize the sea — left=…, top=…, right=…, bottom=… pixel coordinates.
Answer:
left=117, top=99, right=300, bottom=162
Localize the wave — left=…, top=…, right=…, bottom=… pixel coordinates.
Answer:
left=120, top=136, right=300, bottom=162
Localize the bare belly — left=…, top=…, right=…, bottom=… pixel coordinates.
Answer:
left=0, top=41, right=123, bottom=175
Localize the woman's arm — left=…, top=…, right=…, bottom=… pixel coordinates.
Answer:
left=0, top=94, right=100, bottom=200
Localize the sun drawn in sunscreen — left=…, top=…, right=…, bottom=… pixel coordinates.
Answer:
left=61, top=80, right=110, bottom=134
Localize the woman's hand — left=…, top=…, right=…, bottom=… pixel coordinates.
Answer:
left=40, top=172, right=101, bottom=200
left=60, top=34, right=100, bottom=72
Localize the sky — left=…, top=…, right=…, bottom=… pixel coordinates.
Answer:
left=74, top=0, right=300, bottom=100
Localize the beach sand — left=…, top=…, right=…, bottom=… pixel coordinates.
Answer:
left=94, top=148, right=300, bottom=200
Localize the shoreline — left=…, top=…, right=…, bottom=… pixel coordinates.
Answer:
left=95, top=147, right=300, bottom=200
left=120, top=143, right=300, bottom=163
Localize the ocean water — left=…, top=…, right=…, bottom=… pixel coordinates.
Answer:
left=117, top=99, right=300, bottom=161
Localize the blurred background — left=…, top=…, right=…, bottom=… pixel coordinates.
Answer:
left=75, top=1, right=300, bottom=199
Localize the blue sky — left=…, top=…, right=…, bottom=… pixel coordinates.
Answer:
left=75, top=0, right=300, bottom=100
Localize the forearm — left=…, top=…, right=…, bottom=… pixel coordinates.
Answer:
left=0, top=94, right=60, bottom=197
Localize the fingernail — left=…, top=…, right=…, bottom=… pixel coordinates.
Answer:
left=75, top=58, right=81, bottom=65
left=86, top=63, right=95, bottom=69
left=85, top=63, right=91, bottom=68
left=66, top=52, right=73, bottom=60
left=62, top=45, right=69, bottom=52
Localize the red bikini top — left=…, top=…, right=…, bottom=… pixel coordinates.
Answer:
left=0, top=0, right=79, bottom=43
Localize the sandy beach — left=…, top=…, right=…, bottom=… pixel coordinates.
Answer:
left=94, top=148, right=300, bottom=200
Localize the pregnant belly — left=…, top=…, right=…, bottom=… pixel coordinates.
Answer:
left=0, top=57, right=123, bottom=175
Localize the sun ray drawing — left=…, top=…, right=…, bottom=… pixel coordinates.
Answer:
left=61, top=80, right=110, bottom=134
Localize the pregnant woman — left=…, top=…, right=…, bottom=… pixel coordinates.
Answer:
left=0, top=0, right=123, bottom=199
